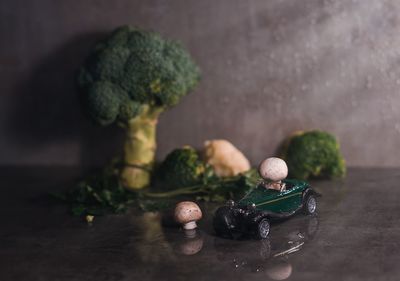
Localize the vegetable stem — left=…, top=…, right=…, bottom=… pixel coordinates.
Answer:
left=143, top=177, right=241, bottom=198
left=121, top=106, right=163, bottom=190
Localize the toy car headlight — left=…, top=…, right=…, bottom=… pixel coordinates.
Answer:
left=247, top=203, right=256, bottom=210
left=226, top=200, right=235, bottom=207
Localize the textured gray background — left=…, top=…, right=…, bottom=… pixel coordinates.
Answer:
left=1, top=0, right=400, bottom=167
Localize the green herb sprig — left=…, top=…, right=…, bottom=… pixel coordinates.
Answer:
left=55, top=162, right=260, bottom=216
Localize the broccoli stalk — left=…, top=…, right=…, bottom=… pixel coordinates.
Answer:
left=121, top=106, right=163, bottom=188
left=77, top=26, right=200, bottom=189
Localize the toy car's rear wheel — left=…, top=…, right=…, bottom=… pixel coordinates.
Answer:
left=256, top=218, right=270, bottom=239
left=304, top=194, right=317, bottom=215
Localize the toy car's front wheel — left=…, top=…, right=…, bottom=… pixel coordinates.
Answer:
left=304, top=194, right=317, bottom=215
left=256, top=218, right=270, bottom=239
left=213, top=206, right=236, bottom=238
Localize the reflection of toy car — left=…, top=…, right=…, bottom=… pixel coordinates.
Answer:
left=213, top=179, right=320, bottom=239
left=214, top=216, right=319, bottom=275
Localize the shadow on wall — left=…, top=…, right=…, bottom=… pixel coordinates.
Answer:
left=7, top=32, right=124, bottom=167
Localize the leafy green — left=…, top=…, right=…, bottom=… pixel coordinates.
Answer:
left=146, top=168, right=261, bottom=203
left=56, top=163, right=260, bottom=216
left=138, top=198, right=175, bottom=212
left=57, top=164, right=137, bottom=216
left=154, top=146, right=261, bottom=201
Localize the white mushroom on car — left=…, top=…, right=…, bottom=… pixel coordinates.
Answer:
left=258, top=157, right=288, bottom=191
left=174, top=201, right=202, bottom=230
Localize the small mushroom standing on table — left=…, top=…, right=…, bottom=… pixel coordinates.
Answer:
left=259, top=157, right=288, bottom=191
left=174, top=201, right=202, bottom=230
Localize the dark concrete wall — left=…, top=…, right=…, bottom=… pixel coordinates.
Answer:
left=1, top=0, right=400, bottom=167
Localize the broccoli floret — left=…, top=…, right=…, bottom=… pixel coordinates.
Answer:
left=77, top=26, right=200, bottom=189
left=158, top=146, right=205, bottom=189
left=281, top=130, right=346, bottom=180
left=78, top=26, right=200, bottom=124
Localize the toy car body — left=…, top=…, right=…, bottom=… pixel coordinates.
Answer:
left=213, top=179, right=320, bottom=239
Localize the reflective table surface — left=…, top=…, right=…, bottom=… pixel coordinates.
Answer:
left=1, top=167, right=399, bottom=281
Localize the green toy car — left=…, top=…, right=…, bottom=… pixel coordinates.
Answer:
left=213, top=179, right=320, bottom=239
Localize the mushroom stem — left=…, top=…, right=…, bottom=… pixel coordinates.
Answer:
left=183, top=221, right=197, bottom=230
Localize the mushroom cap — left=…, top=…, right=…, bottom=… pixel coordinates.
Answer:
left=174, top=201, right=202, bottom=224
left=259, top=157, right=288, bottom=181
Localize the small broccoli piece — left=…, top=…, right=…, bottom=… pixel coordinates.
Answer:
left=281, top=130, right=346, bottom=180
left=158, top=146, right=205, bottom=189
left=77, top=26, right=200, bottom=189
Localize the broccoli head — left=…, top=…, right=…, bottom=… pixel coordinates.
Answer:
left=78, top=25, right=200, bottom=125
left=158, top=146, right=205, bottom=189
left=281, top=130, right=346, bottom=180
left=77, top=26, right=200, bottom=189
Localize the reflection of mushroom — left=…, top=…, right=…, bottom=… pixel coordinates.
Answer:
left=174, top=201, right=202, bottom=230
left=259, top=157, right=288, bottom=191
left=176, top=231, right=204, bottom=256
left=183, top=228, right=197, bottom=239
left=266, top=261, right=293, bottom=280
